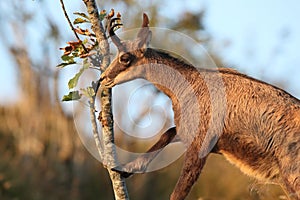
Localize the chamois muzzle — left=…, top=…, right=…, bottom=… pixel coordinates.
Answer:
left=100, top=73, right=115, bottom=88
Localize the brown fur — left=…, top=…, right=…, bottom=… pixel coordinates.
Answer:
left=101, top=14, right=300, bottom=200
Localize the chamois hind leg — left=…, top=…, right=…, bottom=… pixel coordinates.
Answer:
left=170, top=143, right=207, bottom=200
left=112, top=127, right=178, bottom=177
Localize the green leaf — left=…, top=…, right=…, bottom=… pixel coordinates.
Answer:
left=87, top=87, right=95, bottom=97
left=81, top=87, right=95, bottom=98
left=74, top=12, right=90, bottom=20
left=57, top=54, right=76, bottom=68
left=83, top=58, right=90, bottom=69
left=61, top=54, right=74, bottom=62
left=73, top=18, right=90, bottom=24
left=62, top=91, right=81, bottom=101
left=71, top=51, right=79, bottom=58
left=82, top=38, right=89, bottom=44
left=68, top=67, right=85, bottom=89
left=56, top=61, right=76, bottom=68
left=99, top=12, right=107, bottom=21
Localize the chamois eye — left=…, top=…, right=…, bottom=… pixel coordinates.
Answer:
left=119, top=53, right=132, bottom=66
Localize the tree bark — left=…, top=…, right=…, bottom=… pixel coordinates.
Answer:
left=82, top=0, right=129, bottom=199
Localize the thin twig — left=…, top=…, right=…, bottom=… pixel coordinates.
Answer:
left=88, top=97, right=104, bottom=160
left=59, top=0, right=88, bottom=53
left=89, top=66, right=101, bottom=71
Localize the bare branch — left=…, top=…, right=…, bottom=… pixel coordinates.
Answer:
left=59, top=0, right=88, bottom=53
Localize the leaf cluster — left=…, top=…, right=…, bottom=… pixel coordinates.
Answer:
left=58, top=9, right=122, bottom=102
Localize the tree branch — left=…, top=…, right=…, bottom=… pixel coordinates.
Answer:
left=82, top=0, right=129, bottom=199
left=59, top=0, right=88, bottom=53
left=88, top=96, right=104, bottom=159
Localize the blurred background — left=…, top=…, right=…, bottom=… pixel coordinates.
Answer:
left=0, top=0, right=299, bottom=199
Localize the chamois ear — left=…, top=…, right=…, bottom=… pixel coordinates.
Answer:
left=137, top=31, right=151, bottom=57
left=136, top=13, right=152, bottom=57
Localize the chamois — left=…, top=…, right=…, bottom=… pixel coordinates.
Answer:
left=100, top=14, right=300, bottom=200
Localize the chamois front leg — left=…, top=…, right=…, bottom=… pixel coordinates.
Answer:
left=170, top=142, right=207, bottom=200
left=113, top=127, right=178, bottom=178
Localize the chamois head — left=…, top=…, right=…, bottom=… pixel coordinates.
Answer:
left=100, top=13, right=152, bottom=87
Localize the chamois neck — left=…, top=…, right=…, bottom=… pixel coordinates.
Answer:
left=144, top=48, right=195, bottom=72
left=141, top=48, right=202, bottom=110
